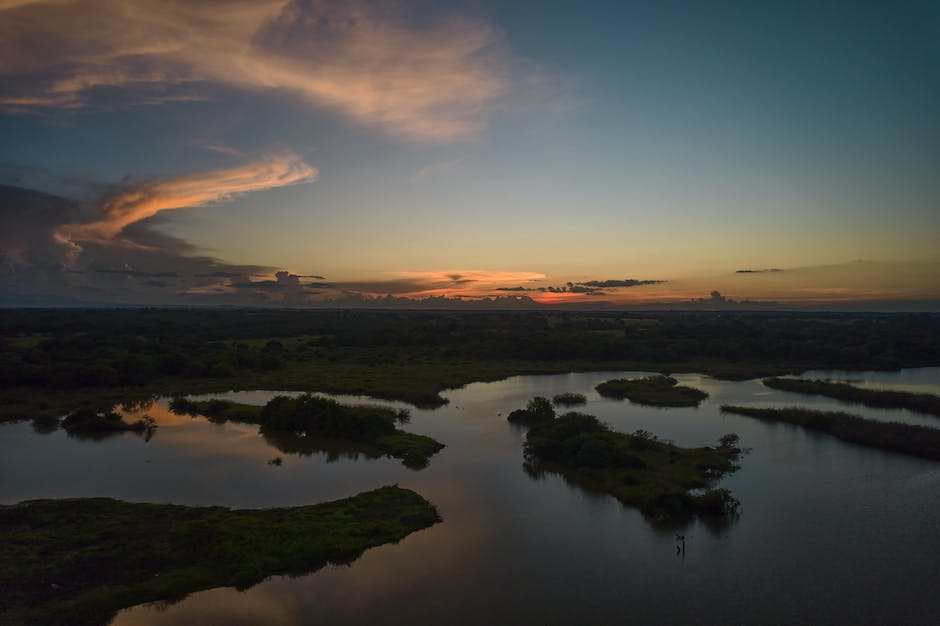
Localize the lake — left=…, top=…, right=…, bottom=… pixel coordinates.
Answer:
left=2, top=369, right=939, bottom=625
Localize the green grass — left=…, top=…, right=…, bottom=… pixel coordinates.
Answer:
left=595, top=375, right=709, bottom=407
left=720, top=405, right=940, bottom=461
left=763, top=377, right=940, bottom=418
left=171, top=395, right=444, bottom=469
left=521, top=409, right=741, bottom=521
left=0, top=486, right=440, bottom=626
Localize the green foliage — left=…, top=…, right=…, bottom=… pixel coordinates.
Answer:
left=519, top=406, right=740, bottom=520
left=260, top=394, right=397, bottom=439
left=721, top=405, right=940, bottom=460
left=0, top=486, right=440, bottom=626
left=507, top=396, right=556, bottom=426
left=61, top=408, right=147, bottom=437
left=763, top=377, right=940, bottom=418
left=552, top=392, right=587, bottom=406
left=168, top=395, right=444, bottom=468
left=2, top=309, right=938, bottom=420
left=595, top=375, right=709, bottom=406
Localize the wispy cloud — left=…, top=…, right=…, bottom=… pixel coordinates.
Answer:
left=55, top=153, right=316, bottom=245
left=412, top=159, right=463, bottom=181
left=0, top=0, right=508, bottom=139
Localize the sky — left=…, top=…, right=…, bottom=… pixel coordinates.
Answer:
left=1, top=0, right=938, bottom=309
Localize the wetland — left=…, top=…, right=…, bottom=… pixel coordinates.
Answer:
left=2, top=368, right=939, bottom=625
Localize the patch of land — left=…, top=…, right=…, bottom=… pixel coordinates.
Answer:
left=517, top=403, right=741, bottom=521
left=507, top=396, right=557, bottom=426
left=60, top=408, right=155, bottom=440
left=552, top=392, right=587, bottom=406
left=720, top=405, right=940, bottom=460
left=0, top=486, right=440, bottom=626
left=2, top=309, right=938, bottom=421
left=763, top=377, right=940, bottom=418
left=171, top=394, right=444, bottom=469
left=595, top=375, right=708, bottom=407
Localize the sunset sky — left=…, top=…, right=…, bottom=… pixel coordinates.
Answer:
left=1, top=0, right=938, bottom=308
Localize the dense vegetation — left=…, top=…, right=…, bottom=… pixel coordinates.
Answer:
left=507, top=396, right=557, bottom=426
left=60, top=408, right=154, bottom=439
left=515, top=401, right=741, bottom=520
left=2, top=309, right=938, bottom=419
left=171, top=394, right=443, bottom=469
left=0, top=486, right=439, bottom=626
left=763, top=377, right=940, bottom=418
left=552, top=392, right=587, bottom=406
left=720, top=405, right=940, bottom=460
left=595, top=375, right=709, bottom=406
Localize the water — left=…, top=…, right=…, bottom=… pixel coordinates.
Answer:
left=2, top=369, right=939, bottom=625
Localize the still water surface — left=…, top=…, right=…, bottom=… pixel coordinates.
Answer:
left=2, top=369, right=939, bottom=625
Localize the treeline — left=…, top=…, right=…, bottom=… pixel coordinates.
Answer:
left=1, top=309, right=938, bottom=392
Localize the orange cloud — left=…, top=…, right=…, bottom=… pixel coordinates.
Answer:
left=0, top=0, right=507, bottom=139
left=55, top=153, right=316, bottom=245
left=391, top=270, right=545, bottom=297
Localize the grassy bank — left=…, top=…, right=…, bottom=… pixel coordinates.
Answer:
left=515, top=402, right=741, bottom=520
left=720, top=405, right=940, bottom=461
left=595, top=375, right=709, bottom=407
left=0, top=486, right=440, bottom=626
left=171, top=394, right=444, bottom=469
left=763, top=377, right=940, bottom=418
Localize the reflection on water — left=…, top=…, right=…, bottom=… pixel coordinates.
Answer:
left=1, top=369, right=939, bottom=625
left=261, top=431, right=385, bottom=463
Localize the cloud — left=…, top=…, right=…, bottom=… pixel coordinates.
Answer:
left=55, top=153, right=316, bottom=246
left=413, top=159, right=462, bottom=181
left=94, top=268, right=179, bottom=278
left=735, top=268, right=784, bottom=274
left=0, top=183, right=314, bottom=306
left=0, top=0, right=508, bottom=139
left=577, top=279, right=666, bottom=288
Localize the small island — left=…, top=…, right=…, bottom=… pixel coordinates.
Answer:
left=721, top=405, right=940, bottom=461
left=60, top=408, right=155, bottom=440
left=0, top=486, right=440, bottom=626
left=507, top=396, right=557, bottom=426
left=595, top=375, right=709, bottom=407
left=552, top=392, right=587, bottom=407
left=763, top=377, right=940, bottom=418
left=513, top=398, right=741, bottom=521
left=171, top=394, right=444, bottom=469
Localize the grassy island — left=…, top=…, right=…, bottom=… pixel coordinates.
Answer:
left=0, top=486, right=440, bottom=626
left=171, top=394, right=444, bottom=469
left=507, top=396, right=557, bottom=426
left=552, top=392, right=587, bottom=406
left=595, top=375, right=709, bottom=407
left=720, top=405, right=940, bottom=460
left=515, top=401, right=741, bottom=520
left=763, top=377, right=940, bottom=418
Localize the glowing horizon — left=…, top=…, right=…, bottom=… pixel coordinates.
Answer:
left=1, top=0, right=938, bottom=310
